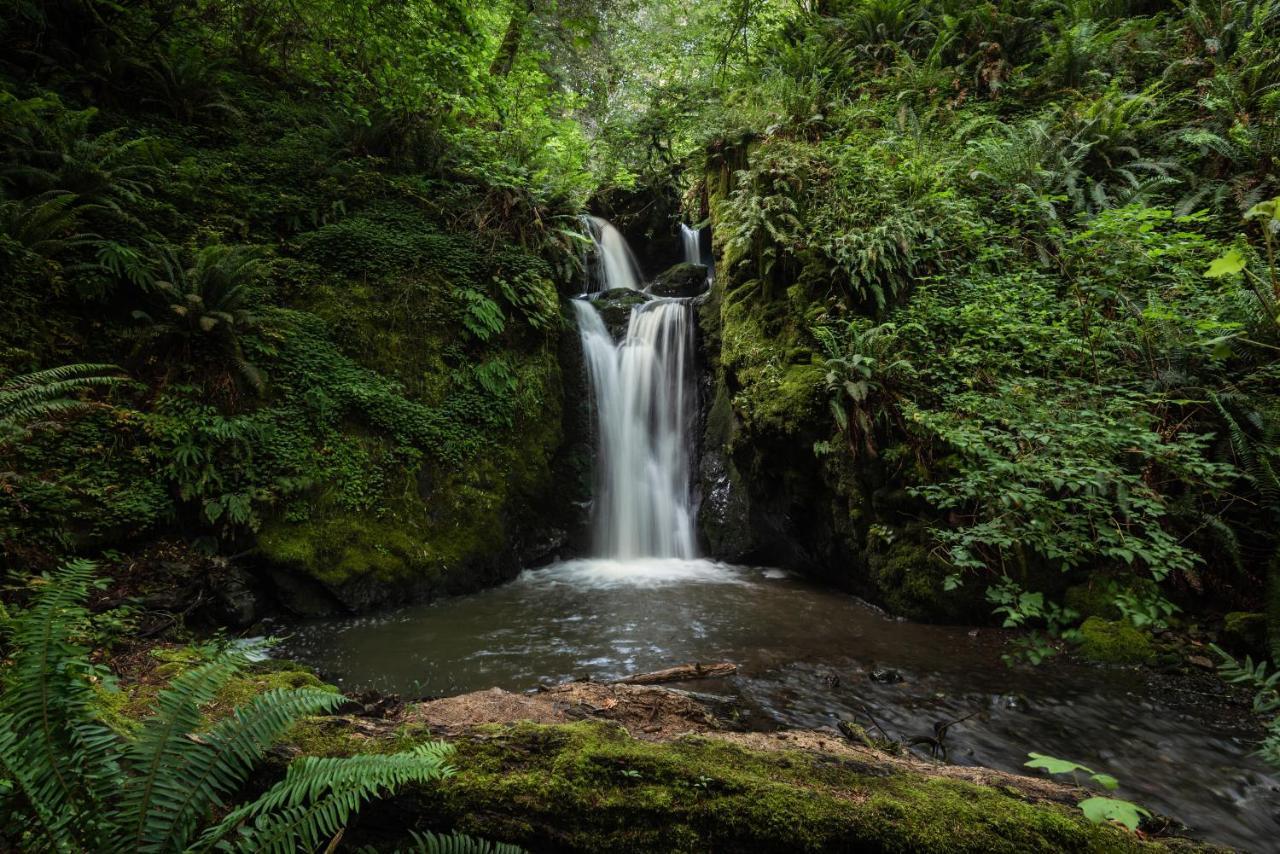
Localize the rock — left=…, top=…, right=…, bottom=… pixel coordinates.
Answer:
left=590, top=287, right=651, bottom=338
left=520, top=527, right=567, bottom=567
left=697, top=383, right=754, bottom=560
left=648, top=262, right=708, bottom=298
left=1187, top=654, right=1216, bottom=671
left=1076, top=617, right=1154, bottom=665
left=869, top=667, right=903, bottom=684
left=1220, top=611, right=1267, bottom=660
left=264, top=567, right=344, bottom=617
left=205, top=565, right=266, bottom=628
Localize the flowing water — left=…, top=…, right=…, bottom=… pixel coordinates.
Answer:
left=280, top=560, right=1278, bottom=851
left=681, top=222, right=701, bottom=265
left=573, top=299, right=696, bottom=559
left=583, top=214, right=643, bottom=292
left=279, top=218, right=1279, bottom=851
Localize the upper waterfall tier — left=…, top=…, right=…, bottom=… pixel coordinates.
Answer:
left=681, top=223, right=700, bottom=265
left=584, top=215, right=643, bottom=292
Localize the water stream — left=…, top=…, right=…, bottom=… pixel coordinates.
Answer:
left=280, top=560, right=1278, bottom=851
left=278, top=218, right=1279, bottom=851
left=583, top=214, right=643, bottom=292
left=681, top=223, right=701, bottom=265
left=573, top=300, right=696, bottom=558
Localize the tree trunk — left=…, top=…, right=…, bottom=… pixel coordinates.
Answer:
left=490, top=0, right=535, bottom=78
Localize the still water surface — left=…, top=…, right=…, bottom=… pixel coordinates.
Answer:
left=279, top=559, right=1278, bottom=851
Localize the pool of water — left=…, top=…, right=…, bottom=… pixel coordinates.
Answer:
left=278, top=559, right=1278, bottom=851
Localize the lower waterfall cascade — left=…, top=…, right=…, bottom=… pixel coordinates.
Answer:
left=573, top=295, right=697, bottom=559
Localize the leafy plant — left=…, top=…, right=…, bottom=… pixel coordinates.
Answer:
left=0, top=363, right=128, bottom=442
left=132, top=245, right=268, bottom=396
left=0, top=560, right=456, bottom=852
left=1213, top=644, right=1280, bottom=768
left=814, top=320, right=916, bottom=458
left=986, top=577, right=1081, bottom=665
left=1024, top=752, right=1151, bottom=832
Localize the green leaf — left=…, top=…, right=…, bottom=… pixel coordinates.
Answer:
left=1078, top=796, right=1151, bottom=831
left=1025, top=752, right=1093, bottom=775
left=1204, top=248, right=1246, bottom=278
left=1089, top=772, right=1120, bottom=791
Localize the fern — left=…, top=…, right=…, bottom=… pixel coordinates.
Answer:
left=0, top=562, right=456, bottom=854
left=397, top=831, right=528, bottom=854
left=0, top=363, right=128, bottom=433
left=1213, top=644, right=1280, bottom=768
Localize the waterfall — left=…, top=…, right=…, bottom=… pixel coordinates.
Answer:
left=583, top=214, right=643, bottom=292
left=573, top=296, right=697, bottom=560
left=680, top=223, right=700, bottom=265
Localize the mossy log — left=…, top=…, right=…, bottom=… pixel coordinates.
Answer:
left=367, top=721, right=1219, bottom=853
left=279, top=684, right=1224, bottom=853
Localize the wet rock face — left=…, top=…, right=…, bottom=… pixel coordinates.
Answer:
left=590, top=287, right=651, bottom=338
left=649, top=262, right=709, bottom=298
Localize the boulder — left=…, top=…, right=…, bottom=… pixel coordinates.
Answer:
left=590, top=287, right=651, bottom=338
left=649, top=262, right=709, bottom=298
left=1076, top=617, right=1154, bottom=665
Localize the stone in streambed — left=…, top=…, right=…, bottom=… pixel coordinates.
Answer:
left=648, top=262, right=709, bottom=298
left=590, top=287, right=651, bottom=338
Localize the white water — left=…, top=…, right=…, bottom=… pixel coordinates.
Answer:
left=583, top=214, right=643, bottom=292
left=514, top=557, right=748, bottom=589
left=574, top=298, right=697, bottom=559
left=680, top=223, right=701, bottom=265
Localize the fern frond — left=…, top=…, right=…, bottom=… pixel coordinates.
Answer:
left=201, top=743, right=457, bottom=853
left=139, top=687, right=345, bottom=853
left=0, top=364, right=128, bottom=433
left=403, top=831, right=528, bottom=854
left=121, top=650, right=251, bottom=849
left=0, top=560, right=118, bottom=851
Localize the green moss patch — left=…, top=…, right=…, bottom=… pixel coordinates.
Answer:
left=1076, top=618, right=1154, bottom=665
left=396, top=721, right=1171, bottom=853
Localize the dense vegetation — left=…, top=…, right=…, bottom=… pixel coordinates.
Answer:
left=2, top=0, right=1279, bottom=849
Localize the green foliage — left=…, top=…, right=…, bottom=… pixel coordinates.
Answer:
left=0, top=363, right=127, bottom=439
left=1025, top=752, right=1151, bottom=832
left=1213, top=644, right=1280, bottom=768
left=386, top=831, right=527, bottom=854
left=132, top=245, right=268, bottom=396
left=0, top=562, right=455, bottom=853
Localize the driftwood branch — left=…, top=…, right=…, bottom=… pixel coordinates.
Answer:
left=613, top=662, right=737, bottom=686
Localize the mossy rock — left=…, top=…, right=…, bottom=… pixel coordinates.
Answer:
left=591, top=287, right=651, bottom=337
left=1064, top=582, right=1122, bottom=622
left=649, top=262, right=708, bottom=298
left=1076, top=617, right=1154, bottom=665
left=371, top=721, right=1190, bottom=853
left=1220, top=611, right=1268, bottom=660
left=865, top=537, right=986, bottom=623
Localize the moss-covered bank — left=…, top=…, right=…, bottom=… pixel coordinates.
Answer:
left=353, top=721, right=1213, bottom=853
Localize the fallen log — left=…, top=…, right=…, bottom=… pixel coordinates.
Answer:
left=613, top=662, right=737, bottom=685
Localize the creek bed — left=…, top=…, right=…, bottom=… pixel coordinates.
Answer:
left=277, top=559, right=1278, bottom=852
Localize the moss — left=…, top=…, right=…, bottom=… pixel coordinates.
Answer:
left=1220, top=612, right=1268, bottom=660
left=388, top=721, right=1166, bottom=853
left=1064, top=582, right=1122, bottom=622
left=865, top=536, right=985, bottom=623
left=93, top=681, right=143, bottom=736
left=214, top=663, right=335, bottom=710
left=1076, top=617, right=1154, bottom=665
